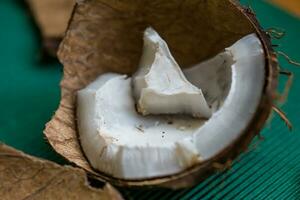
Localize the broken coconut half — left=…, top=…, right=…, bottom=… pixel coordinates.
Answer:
left=45, top=0, right=278, bottom=188
left=77, top=28, right=265, bottom=179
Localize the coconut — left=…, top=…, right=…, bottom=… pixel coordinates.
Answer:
left=45, top=0, right=278, bottom=188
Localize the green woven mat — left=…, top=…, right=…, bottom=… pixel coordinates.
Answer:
left=1, top=0, right=300, bottom=199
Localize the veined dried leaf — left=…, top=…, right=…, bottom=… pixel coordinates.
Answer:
left=0, top=143, right=123, bottom=200
left=26, top=0, right=75, bottom=57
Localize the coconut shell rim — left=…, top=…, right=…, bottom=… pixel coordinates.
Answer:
left=44, top=0, right=278, bottom=188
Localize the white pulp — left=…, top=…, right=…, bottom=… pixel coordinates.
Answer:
left=133, top=28, right=211, bottom=118
left=78, top=73, right=203, bottom=178
left=77, top=31, right=265, bottom=179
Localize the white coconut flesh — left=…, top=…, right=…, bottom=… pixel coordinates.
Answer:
left=133, top=28, right=211, bottom=118
left=77, top=31, right=265, bottom=179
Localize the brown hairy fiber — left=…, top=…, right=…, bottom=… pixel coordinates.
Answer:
left=0, top=143, right=123, bottom=200
left=45, top=0, right=278, bottom=188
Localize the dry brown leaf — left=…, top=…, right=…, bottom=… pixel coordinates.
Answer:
left=26, top=0, right=75, bottom=56
left=0, top=143, right=123, bottom=200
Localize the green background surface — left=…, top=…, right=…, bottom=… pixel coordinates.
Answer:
left=0, top=0, right=300, bottom=199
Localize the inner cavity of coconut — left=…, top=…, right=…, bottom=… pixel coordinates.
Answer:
left=77, top=28, right=264, bottom=179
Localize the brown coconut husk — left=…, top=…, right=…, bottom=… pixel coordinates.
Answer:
left=44, top=0, right=278, bottom=188
left=26, top=0, right=75, bottom=57
left=0, top=143, right=123, bottom=199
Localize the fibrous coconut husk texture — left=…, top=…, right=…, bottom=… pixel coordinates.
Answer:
left=45, top=0, right=278, bottom=188
left=0, top=143, right=123, bottom=200
left=26, top=0, right=75, bottom=57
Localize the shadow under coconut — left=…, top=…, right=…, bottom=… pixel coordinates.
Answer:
left=120, top=170, right=230, bottom=200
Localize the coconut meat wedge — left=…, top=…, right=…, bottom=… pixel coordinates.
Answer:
left=77, top=28, right=265, bottom=180
left=133, top=27, right=211, bottom=118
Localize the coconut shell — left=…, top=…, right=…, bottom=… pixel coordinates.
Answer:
left=26, top=0, right=75, bottom=57
left=0, top=143, right=123, bottom=200
left=45, top=0, right=278, bottom=188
